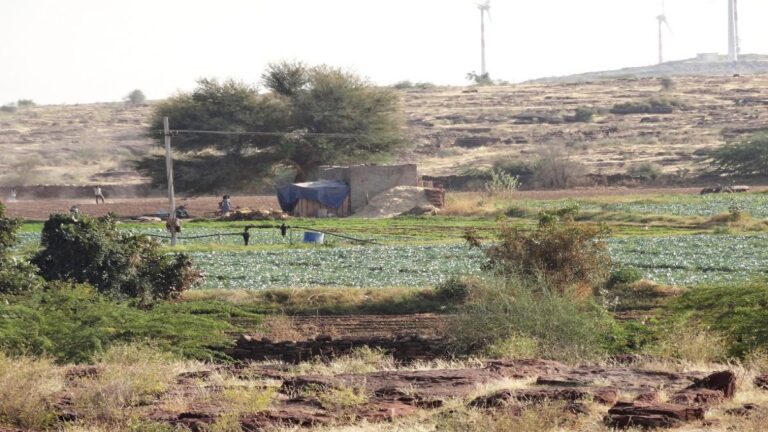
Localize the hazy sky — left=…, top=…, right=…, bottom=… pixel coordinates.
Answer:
left=2, top=0, right=767, bottom=105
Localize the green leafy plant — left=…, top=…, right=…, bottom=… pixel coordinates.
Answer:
left=607, top=266, right=643, bottom=288
left=0, top=285, right=252, bottom=363
left=711, top=132, right=768, bottom=176
left=32, top=214, right=203, bottom=301
left=484, top=168, right=519, bottom=197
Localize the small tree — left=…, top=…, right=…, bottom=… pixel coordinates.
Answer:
left=532, top=146, right=587, bottom=189
left=711, top=133, right=768, bottom=176
left=125, top=89, right=146, bottom=105
left=466, top=71, right=494, bottom=86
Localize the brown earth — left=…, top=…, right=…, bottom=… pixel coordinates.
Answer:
left=257, top=314, right=447, bottom=340
left=3, top=195, right=279, bottom=221
left=3, top=75, right=768, bottom=186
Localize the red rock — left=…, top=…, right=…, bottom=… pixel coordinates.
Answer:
left=604, top=401, right=705, bottom=429
left=669, top=389, right=724, bottom=406
left=755, top=374, right=768, bottom=390
left=725, top=403, right=760, bottom=417
left=684, top=370, right=736, bottom=398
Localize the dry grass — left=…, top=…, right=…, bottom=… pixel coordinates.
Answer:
left=0, top=353, right=64, bottom=430
left=68, top=344, right=188, bottom=423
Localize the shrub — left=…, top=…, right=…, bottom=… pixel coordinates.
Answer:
left=125, top=89, right=146, bottom=105
left=711, top=132, right=768, bottom=176
left=450, top=278, right=619, bottom=361
left=484, top=168, right=519, bottom=197
left=435, top=276, right=477, bottom=302
left=627, top=162, right=662, bottom=180
left=531, top=146, right=587, bottom=189
left=32, top=214, right=202, bottom=301
left=466, top=71, right=494, bottom=86
left=16, top=99, right=35, bottom=107
left=607, top=266, right=643, bottom=288
left=473, top=220, right=610, bottom=295
left=610, top=97, right=683, bottom=114
left=0, top=203, right=43, bottom=295
left=660, top=77, right=676, bottom=92
left=565, top=107, right=595, bottom=123
left=0, top=285, right=249, bottom=363
left=0, top=104, right=17, bottom=113
left=493, top=158, right=535, bottom=178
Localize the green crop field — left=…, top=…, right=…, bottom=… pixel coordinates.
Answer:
left=15, top=192, right=768, bottom=290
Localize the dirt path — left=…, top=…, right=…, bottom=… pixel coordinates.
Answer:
left=4, top=195, right=279, bottom=220
left=254, top=314, right=448, bottom=341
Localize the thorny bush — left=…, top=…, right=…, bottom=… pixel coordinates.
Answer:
left=467, top=219, right=611, bottom=296
left=32, top=213, right=203, bottom=302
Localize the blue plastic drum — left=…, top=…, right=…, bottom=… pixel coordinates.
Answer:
left=303, top=231, right=325, bottom=244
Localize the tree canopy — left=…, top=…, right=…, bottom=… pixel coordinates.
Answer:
left=710, top=133, right=768, bottom=176
left=136, top=63, right=406, bottom=192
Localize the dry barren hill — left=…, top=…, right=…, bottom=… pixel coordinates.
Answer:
left=2, top=74, right=768, bottom=186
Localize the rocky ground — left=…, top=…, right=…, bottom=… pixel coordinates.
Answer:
left=3, top=74, right=768, bottom=186
left=28, top=356, right=768, bottom=431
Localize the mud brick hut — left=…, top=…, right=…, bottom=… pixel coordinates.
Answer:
left=318, top=164, right=419, bottom=212
left=277, top=180, right=351, bottom=218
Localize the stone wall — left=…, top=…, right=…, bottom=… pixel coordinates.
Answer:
left=318, top=164, right=418, bottom=212
left=231, top=334, right=452, bottom=363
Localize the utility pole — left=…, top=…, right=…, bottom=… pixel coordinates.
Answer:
left=163, top=117, right=177, bottom=246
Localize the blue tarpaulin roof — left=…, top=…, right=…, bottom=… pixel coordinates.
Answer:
left=277, top=180, right=350, bottom=212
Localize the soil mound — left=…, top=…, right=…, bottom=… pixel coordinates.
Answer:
left=352, top=186, right=430, bottom=218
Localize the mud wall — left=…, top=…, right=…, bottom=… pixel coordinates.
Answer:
left=231, top=334, right=452, bottom=363
left=319, top=164, right=418, bottom=211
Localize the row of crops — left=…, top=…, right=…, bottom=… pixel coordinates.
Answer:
left=16, top=227, right=768, bottom=289
left=527, top=193, right=768, bottom=218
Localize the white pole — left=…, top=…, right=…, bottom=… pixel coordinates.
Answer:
left=480, top=9, right=487, bottom=76
left=163, top=116, right=177, bottom=246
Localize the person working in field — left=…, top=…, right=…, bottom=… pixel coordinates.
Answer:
left=94, top=186, right=105, bottom=204
left=218, top=195, right=232, bottom=216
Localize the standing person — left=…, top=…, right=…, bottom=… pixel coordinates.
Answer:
left=94, top=186, right=105, bottom=204
left=8, top=189, right=16, bottom=202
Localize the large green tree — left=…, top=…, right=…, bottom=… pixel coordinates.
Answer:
left=710, top=132, right=768, bottom=176
left=137, top=63, right=405, bottom=192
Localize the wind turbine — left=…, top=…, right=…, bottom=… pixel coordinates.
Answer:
left=478, top=0, right=491, bottom=76
left=727, top=0, right=740, bottom=62
left=656, top=0, right=671, bottom=64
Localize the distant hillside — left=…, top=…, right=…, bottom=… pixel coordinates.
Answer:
left=3, top=73, right=768, bottom=187
left=527, top=54, right=768, bottom=84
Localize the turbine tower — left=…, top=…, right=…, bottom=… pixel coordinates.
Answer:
left=728, top=0, right=740, bottom=62
left=656, top=0, right=671, bottom=64
left=478, top=0, right=491, bottom=76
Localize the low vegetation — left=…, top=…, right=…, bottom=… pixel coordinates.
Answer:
left=610, top=96, right=683, bottom=114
